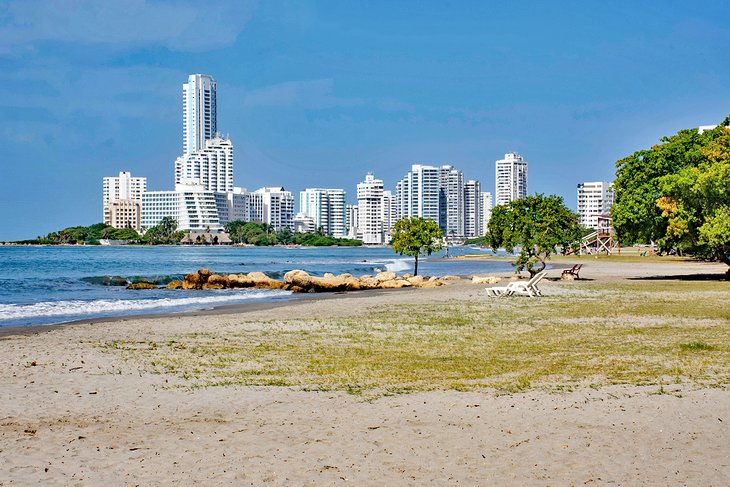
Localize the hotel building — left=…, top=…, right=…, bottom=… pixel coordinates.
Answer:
left=495, top=152, right=528, bottom=207
left=102, top=171, right=147, bottom=231
left=183, top=74, right=217, bottom=155
left=299, top=188, right=347, bottom=238
left=577, top=181, right=615, bottom=229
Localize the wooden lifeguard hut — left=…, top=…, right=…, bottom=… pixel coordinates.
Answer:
left=579, top=215, right=620, bottom=255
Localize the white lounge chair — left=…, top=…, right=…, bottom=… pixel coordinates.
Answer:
left=485, top=270, right=548, bottom=298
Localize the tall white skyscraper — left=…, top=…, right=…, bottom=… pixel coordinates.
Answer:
left=495, top=152, right=528, bottom=207
left=183, top=74, right=217, bottom=155
left=480, top=191, right=493, bottom=236
left=439, top=165, right=465, bottom=240
left=382, top=189, right=396, bottom=240
left=346, top=204, right=359, bottom=239
left=174, top=137, right=233, bottom=193
left=577, top=181, right=615, bottom=229
left=396, top=165, right=441, bottom=223
left=102, top=171, right=147, bottom=230
left=464, top=180, right=481, bottom=239
left=357, top=173, right=385, bottom=244
left=299, top=188, right=347, bottom=238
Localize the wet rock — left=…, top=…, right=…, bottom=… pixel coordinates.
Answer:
left=207, top=274, right=229, bottom=287
left=227, top=274, right=254, bottom=288
left=127, top=282, right=157, bottom=290
left=166, top=280, right=184, bottom=289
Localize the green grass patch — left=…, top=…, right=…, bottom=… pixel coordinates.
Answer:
left=102, top=279, right=730, bottom=394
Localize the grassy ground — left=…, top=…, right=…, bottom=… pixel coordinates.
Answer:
left=104, top=280, right=730, bottom=394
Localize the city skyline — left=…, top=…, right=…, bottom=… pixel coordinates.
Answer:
left=1, top=1, right=729, bottom=240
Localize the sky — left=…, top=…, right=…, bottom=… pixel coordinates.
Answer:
left=0, top=0, right=729, bottom=240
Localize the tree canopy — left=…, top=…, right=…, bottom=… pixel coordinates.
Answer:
left=223, top=221, right=362, bottom=247
left=486, top=194, right=582, bottom=277
left=612, top=116, right=730, bottom=267
left=143, top=217, right=184, bottom=244
left=391, top=216, right=443, bottom=276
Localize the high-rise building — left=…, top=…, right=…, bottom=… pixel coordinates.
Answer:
left=346, top=204, right=359, bottom=240
left=439, top=165, right=465, bottom=240
left=577, top=181, right=614, bottom=229
left=183, top=74, right=217, bottom=155
left=174, top=137, right=233, bottom=193
left=396, top=165, right=441, bottom=223
left=480, top=191, right=493, bottom=236
left=464, top=180, right=481, bottom=239
left=382, top=190, right=396, bottom=241
left=357, top=173, right=386, bottom=244
left=102, top=171, right=147, bottom=231
left=141, top=182, right=222, bottom=232
left=251, top=187, right=294, bottom=231
left=495, top=152, right=528, bottom=207
left=299, top=188, right=347, bottom=238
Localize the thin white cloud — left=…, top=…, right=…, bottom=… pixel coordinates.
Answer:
left=243, top=78, right=364, bottom=109
left=0, top=0, right=255, bottom=52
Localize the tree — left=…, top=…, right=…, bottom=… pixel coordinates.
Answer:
left=391, top=216, right=443, bottom=276
left=612, top=117, right=730, bottom=269
left=144, top=217, right=181, bottom=244
left=486, top=194, right=582, bottom=277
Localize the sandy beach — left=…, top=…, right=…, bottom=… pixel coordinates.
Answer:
left=1, top=258, right=729, bottom=485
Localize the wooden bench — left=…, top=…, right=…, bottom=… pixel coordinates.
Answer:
left=561, top=264, right=582, bottom=279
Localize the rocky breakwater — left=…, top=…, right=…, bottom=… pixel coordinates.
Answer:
left=157, top=268, right=452, bottom=293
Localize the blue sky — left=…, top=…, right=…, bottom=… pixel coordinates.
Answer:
left=0, top=0, right=728, bottom=240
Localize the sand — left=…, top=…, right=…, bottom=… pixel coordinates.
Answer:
left=1, top=258, right=729, bottom=485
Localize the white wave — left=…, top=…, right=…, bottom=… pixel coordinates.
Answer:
left=384, top=258, right=412, bottom=273
left=0, top=290, right=290, bottom=321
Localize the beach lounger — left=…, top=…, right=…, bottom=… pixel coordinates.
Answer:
left=485, top=270, right=548, bottom=298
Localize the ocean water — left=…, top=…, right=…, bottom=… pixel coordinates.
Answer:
left=0, top=245, right=511, bottom=328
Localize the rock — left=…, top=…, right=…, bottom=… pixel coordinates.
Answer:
left=289, top=285, right=307, bottom=293
left=207, top=274, right=229, bottom=287
left=246, top=271, right=270, bottom=282
left=338, top=273, right=353, bottom=279
left=202, top=282, right=224, bottom=289
left=375, top=271, right=397, bottom=282
left=406, top=275, right=425, bottom=286
left=440, top=275, right=461, bottom=281
left=284, top=269, right=309, bottom=283
left=127, top=282, right=157, bottom=290
left=310, top=276, right=349, bottom=292
left=166, top=280, right=183, bottom=289
left=323, top=273, right=336, bottom=279
left=358, top=277, right=380, bottom=289
left=227, top=274, right=254, bottom=288
left=380, top=279, right=407, bottom=289
left=417, top=280, right=443, bottom=288
left=472, top=275, right=501, bottom=284
left=359, top=274, right=372, bottom=280
left=284, top=270, right=315, bottom=290
left=428, top=276, right=439, bottom=282
left=197, top=268, right=212, bottom=280
left=183, top=268, right=214, bottom=290
left=402, top=273, right=413, bottom=279
left=397, top=279, right=413, bottom=287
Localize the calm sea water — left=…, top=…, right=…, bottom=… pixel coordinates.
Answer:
left=0, top=245, right=511, bottom=328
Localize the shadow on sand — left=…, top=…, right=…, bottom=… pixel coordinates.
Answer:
left=629, top=273, right=729, bottom=282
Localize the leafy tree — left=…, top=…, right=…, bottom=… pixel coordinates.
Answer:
left=144, top=217, right=182, bottom=244
left=486, top=194, right=582, bottom=277
left=391, top=216, right=443, bottom=276
left=612, top=117, right=730, bottom=269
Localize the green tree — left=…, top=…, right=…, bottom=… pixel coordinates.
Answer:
left=144, top=217, right=181, bottom=244
left=391, top=216, right=443, bottom=276
left=486, top=194, right=582, bottom=277
left=611, top=117, right=730, bottom=269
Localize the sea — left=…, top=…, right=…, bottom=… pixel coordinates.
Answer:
left=0, top=245, right=513, bottom=328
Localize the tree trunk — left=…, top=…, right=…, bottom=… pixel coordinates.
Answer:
left=414, top=254, right=419, bottom=276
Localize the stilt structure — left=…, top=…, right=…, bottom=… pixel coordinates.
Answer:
left=580, top=215, right=619, bottom=255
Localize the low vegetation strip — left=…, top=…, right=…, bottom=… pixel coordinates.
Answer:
left=104, top=280, right=730, bottom=394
